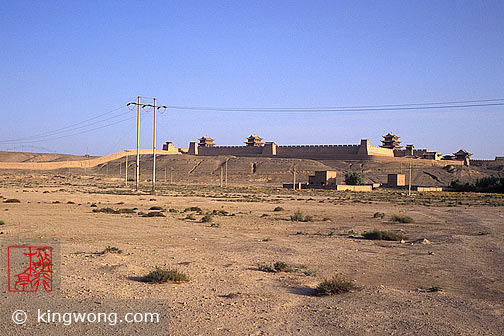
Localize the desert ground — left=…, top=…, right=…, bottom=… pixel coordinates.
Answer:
left=1, top=168, right=503, bottom=336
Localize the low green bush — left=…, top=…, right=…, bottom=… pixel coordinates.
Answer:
left=143, top=267, right=188, bottom=284
left=315, top=275, right=356, bottom=296
left=362, top=229, right=407, bottom=241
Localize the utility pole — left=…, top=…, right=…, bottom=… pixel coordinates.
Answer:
left=170, top=167, right=173, bottom=184
left=292, top=166, right=297, bottom=190
left=164, top=166, right=167, bottom=183
left=220, top=164, right=223, bottom=188
left=408, top=163, right=412, bottom=196
left=152, top=98, right=157, bottom=192
left=135, top=96, right=141, bottom=191
left=225, top=158, right=229, bottom=187
left=125, top=150, right=129, bottom=186
left=127, top=97, right=167, bottom=192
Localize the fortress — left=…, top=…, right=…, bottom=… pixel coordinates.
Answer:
left=162, top=133, right=472, bottom=164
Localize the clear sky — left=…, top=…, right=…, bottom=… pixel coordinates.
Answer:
left=1, top=1, right=503, bottom=159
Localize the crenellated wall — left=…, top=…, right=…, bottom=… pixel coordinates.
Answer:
left=366, top=145, right=395, bottom=157
left=275, top=144, right=364, bottom=159
left=179, top=138, right=438, bottom=160
left=197, top=145, right=264, bottom=157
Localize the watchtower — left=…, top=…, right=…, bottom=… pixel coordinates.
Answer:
left=380, top=132, right=402, bottom=149
left=245, top=135, right=264, bottom=147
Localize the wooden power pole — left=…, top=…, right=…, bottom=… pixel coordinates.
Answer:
left=136, top=96, right=141, bottom=191
left=127, top=97, right=167, bottom=192
left=125, top=150, right=128, bottom=186
left=225, top=158, right=229, bottom=187
left=408, top=164, right=412, bottom=196
left=152, top=98, right=157, bottom=192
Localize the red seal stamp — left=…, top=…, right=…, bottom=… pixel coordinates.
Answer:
left=8, top=246, right=53, bottom=292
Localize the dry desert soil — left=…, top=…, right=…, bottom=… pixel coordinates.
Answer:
left=1, top=173, right=504, bottom=335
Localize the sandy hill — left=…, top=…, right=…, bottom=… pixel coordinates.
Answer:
left=93, top=154, right=503, bottom=187
left=0, top=151, right=97, bottom=163
left=0, top=150, right=502, bottom=187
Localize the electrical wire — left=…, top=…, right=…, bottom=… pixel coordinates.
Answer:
left=163, top=98, right=504, bottom=113
left=0, top=105, right=129, bottom=143
left=0, top=115, right=138, bottom=144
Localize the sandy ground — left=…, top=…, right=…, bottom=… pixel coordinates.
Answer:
left=1, top=175, right=503, bottom=335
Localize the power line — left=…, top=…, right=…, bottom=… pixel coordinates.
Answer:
left=0, top=105, right=129, bottom=143
left=163, top=98, right=504, bottom=113
left=0, top=115, right=138, bottom=144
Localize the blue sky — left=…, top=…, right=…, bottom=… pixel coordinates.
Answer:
left=1, top=1, right=503, bottom=158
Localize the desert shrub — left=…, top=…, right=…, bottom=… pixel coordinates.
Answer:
left=211, top=209, right=229, bottom=216
left=290, top=209, right=313, bottom=222
left=273, top=261, right=294, bottom=272
left=4, top=199, right=21, bottom=203
left=315, top=275, right=356, bottom=296
left=261, top=213, right=270, bottom=217
left=373, top=212, right=385, bottom=219
left=362, top=229, right=407, bottom=241
left=184, top=207, right=202, bottom=213
left=168, top=208, right=179, bottom=213
left=149, top=206, right=164, bottom=211
left=322, top=217, right=331, bottom=221
left=93, top=207, right=119, bottom=214
left=428, top=286, right=443, bottom=292
left=90, top=203, right=97, bottom=207
left=344, top=172, right=365, bottom=185
left=143, top=211, right=166, bottom=217
left=210, top=222, right=220, bottom=227
left=0, top=220, right=4, bottom=225
left=273, top=206, right=285, bottom=212
left=185, top=213, right=196, bottom=220
left=390, top=214, right=414, bottom=223
left=201, top=213, right=214, bottom=223
left=451, top=177, right=504, bottom=193
left=257, top=263, right=275, bottom=272
left=118, top=208, right=137, bottom=214
left=143, top=267, right=188, bottom=284
left=102, top=246, right=122, bottom=254
left=67, top=201, right=75, bottom=204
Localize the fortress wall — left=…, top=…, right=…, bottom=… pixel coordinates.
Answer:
left=0, top=149, right=178, bottom=170
left=367, top=145, right=395, bottom=157
left=276, top=144, right=363, bottom=159
left=197, top=146, right=263, bottom=156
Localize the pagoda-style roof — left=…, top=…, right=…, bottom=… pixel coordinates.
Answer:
left=380, top=132, right=402, bottom=149
left=198, top=136, right=215, bottom=147
left=245, top=134, right=264, bottom=147
left=453, top=149, right=472, bottom=156
left=382, top=132, right=399, bottom=139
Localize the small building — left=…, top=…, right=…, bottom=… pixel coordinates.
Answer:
left=381, top=132, right=402, bottom=149
left=162, top=141, right=174, bottom=151
left=245, top=135, right=264, bottom=147
left=422, top=150, right=441, bottom=160
left=405, top=144, right=414, bottom=156
left=387, top=174, right=406, bottom=187
left=453, top=149, right=472, bottom=166
left=198, top=136, right=215, bottom=148
left=308, top=171, right=338, bottom=188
